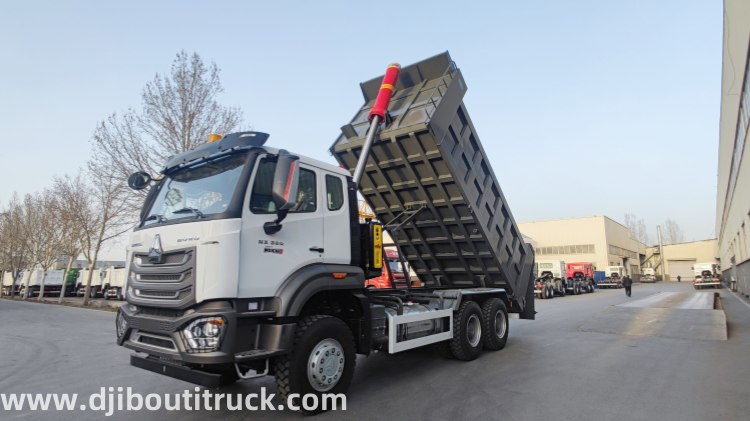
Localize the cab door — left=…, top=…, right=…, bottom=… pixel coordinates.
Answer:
left=322, top=172, right=351, bottom=264
left=238, top=155, right=324, bottom=298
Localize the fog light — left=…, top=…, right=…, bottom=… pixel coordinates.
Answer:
left=183, top=317, right=225, bottom=352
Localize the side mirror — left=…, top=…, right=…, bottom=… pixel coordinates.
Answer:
left=264, top=152, right=300, bottom=235
left=271, top=152, right=300, bottom=211
left=128, top=172, right=153, bottom=190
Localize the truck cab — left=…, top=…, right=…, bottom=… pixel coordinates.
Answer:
left=641, top=267, right=656, bottom=283
left=598, top=266, right=625, bottom=289
left=692, top=263, right=721, bottom=289
left=365, top=249, right=409, bottom=289
left=535, top=260, right=567, bottom=298
left=565, top=262, right=596, bottom=293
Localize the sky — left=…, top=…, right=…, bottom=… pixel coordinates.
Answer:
left=0, top=0, right=722, bottom=258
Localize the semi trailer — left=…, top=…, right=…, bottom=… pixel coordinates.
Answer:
left=116, top=53, right=535, bottom=409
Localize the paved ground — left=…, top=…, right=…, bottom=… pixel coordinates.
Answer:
left=1, top=282, right=749, bottom=420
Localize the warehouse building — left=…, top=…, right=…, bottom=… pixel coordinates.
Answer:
left=518, top=216, right=646, bottom=278
left=644, top=239, right=719, bottom=281
left=718, top=0, right=750, bottom=296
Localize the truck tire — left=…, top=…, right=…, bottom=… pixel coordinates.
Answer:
left=274, top=315, right=356, bottom=414
left=547, top=286, right=554, bottom=299
left=449, top=300, right=484, bottom=361
left=538, top=288, right=545, bottom=300
left=481, top=298, right=509, bottom=351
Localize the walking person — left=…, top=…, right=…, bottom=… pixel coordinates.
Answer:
left=623, top=274, right=633, bottom=297
left=677, top=275, right=681, bottom=283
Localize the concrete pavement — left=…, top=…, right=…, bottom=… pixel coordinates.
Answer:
left=1, top=282, right=749, bottom=420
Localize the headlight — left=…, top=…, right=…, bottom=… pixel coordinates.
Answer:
left=116, top=310, right=128, bottom=339
left=182, top=317, right=225, bottom=352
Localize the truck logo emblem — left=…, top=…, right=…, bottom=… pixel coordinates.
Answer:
left=149, top=234, right=164, bottom=264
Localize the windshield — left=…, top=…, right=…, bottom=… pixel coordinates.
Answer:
left=387, top=259, right=404, bottom=273
left=143, top=152, right=248, bottom=226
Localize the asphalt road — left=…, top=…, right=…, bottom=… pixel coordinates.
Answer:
left=1, top=282, right=749, bottom=420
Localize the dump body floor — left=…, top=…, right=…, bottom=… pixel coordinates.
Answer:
left=578, top=291, right=727, bottom=341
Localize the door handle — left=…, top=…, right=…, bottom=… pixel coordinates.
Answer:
left=309, top=247, right=324, bottom=253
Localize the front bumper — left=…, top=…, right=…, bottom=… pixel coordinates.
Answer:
left=118, top=299, right=295, bottom=366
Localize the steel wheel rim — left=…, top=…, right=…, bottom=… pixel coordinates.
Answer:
left=307, top=338, right=344, bottom=392
left=466, top=314, right=482, bottom=347
left=494, top=310, right=507, bottom=338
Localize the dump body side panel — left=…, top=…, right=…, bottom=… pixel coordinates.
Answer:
left=331, top=52, right=534, bottom=308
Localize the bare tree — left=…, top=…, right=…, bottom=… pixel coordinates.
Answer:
left=35, top=189, right=67, bottom=300
left=624, top=213, right=650, bottom=245
left=663, top=219, right=684, bottom=245
left=78, top=171, right=131, bottom=306
left=89, top=50, right=242, bottom=211
left=21, top=193, right=48, bottom=299
left=0, top=194, right=30, bottom=298
left=53, top=173, right=87, bottom=303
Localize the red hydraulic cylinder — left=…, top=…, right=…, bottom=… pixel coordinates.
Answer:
left=352, top=62, right=401, bottom=186
left=368, top=64, right=401, bottom=122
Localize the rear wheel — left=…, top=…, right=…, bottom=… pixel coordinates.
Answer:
left=274, top=315, right=356, bottom=414
left=481, top=298, right=509, bottom=351
left=448, top=301, right=484, bottom=361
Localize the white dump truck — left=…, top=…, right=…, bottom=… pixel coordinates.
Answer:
left=76, top=268, right=105, bottom=298
left=115, top=53, right=535, bottom=409
left=104, top=267, right=127, bottom=300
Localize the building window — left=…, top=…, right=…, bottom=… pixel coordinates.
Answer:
left=722, top=53, right=750, bottom=228
left=536, top=244, right=596, bottom=256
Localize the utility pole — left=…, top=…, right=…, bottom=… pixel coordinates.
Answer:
left=657, top=225, right=666, bottom=280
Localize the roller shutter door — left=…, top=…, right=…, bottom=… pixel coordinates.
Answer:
left=667, top=260, right=695, bottom=280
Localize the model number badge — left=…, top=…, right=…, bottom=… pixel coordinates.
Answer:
left=264, top=247, right=284, bottom=254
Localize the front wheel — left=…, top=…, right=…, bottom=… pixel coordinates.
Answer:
left=274, top=315, right=356, bottom=414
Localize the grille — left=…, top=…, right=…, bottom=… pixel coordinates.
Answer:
left=133, top=251, right=191, bottom=266
left=137, top=289, right=179, bottom=299
left=138, top=273, right=185, bottom=282
left=128, top=246, right=196, bottom=309
left=139, top=307, right=184, bottom=318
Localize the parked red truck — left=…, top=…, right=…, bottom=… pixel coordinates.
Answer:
left=565, top=262, right=596, bottom=293
left=366, top=249, right=406, bottom=289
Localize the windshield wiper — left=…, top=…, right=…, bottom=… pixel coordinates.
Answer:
left=172, top=207, right=205, bottom=219
left=144, top=214, right=167, bottom=223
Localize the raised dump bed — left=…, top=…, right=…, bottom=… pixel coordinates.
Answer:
left=331, top=52, right=534, bottom=303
